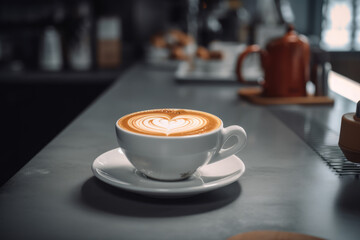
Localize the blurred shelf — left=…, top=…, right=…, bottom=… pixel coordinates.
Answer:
left=0, top=68, right=125, bottom=85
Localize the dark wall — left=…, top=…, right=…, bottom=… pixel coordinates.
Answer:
left=289, top=0, right=323, bottom=37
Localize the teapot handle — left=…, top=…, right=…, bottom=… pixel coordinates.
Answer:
left=236, top=45, right=264, bottom=83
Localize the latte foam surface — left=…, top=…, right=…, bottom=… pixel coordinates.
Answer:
left=117, top=109, right=221, bottom=136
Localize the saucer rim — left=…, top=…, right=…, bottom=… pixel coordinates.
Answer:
left=91, top=148, right=245, bottom=196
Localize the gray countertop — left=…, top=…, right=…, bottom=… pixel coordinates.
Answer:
left=0, top=63, right=359, bottom=240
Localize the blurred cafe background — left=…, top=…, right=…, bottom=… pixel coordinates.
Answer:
left=0, top=0, right=359, bottom=185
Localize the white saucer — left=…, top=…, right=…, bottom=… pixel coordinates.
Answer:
left=92, top=148, right=245, bottom=198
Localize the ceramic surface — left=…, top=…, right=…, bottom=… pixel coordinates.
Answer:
left=92, top=148, right=245, bottom=197
left=236, top=26, right=310, bottom=97
left=116, top=115, right=247, bottom=181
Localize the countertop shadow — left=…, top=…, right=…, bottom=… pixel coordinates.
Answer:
left=336, top=179, right=360, bottom=214
left=79, top=177, right=241, bottom=217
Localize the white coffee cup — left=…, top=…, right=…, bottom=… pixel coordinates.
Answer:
left=115, top=111, right=247, bottom=181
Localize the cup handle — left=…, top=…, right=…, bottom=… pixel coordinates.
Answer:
left=210, top=125, right=247, bottom=163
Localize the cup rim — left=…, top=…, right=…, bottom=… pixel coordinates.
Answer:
left=115, top=108, right=223, bottom=139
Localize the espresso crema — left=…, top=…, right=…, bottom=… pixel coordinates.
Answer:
left=117, top=109, right=221, bottom=136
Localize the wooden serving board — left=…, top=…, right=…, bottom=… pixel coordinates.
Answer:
left=227, top=230, right=324, bottom=240
left=238, top=87, right=334, bottom=105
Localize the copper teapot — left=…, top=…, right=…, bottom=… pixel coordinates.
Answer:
left=236, top=25, right=310, bottom=97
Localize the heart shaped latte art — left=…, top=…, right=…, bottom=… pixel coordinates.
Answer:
left=118, top=109, right=221, bottom=136
left=129, top=114, right=208, bottom=136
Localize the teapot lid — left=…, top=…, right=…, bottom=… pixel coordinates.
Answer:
left=287, top=24, right=295, bottom=32
left=284, top=24, right=299, bottom=40
left=267, top=24, right=308, bottom=48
